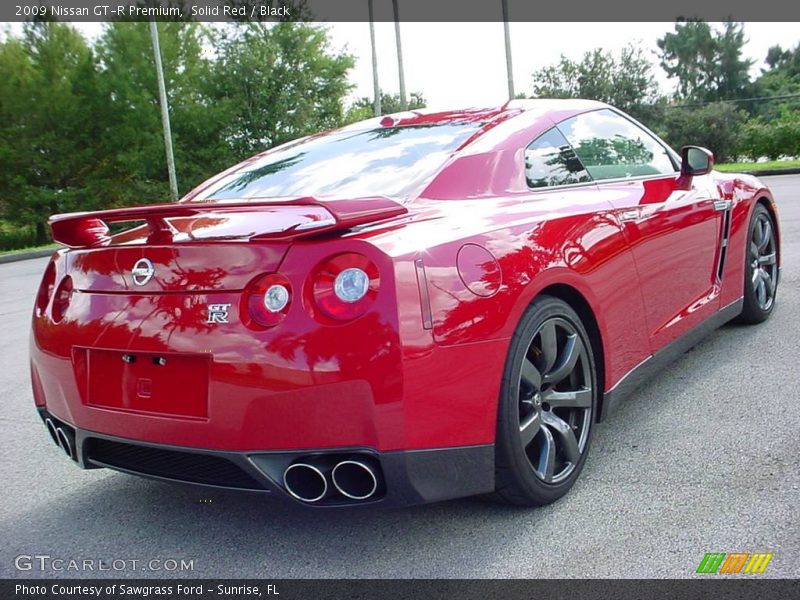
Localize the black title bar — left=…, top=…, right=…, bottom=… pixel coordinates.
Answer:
left=6, top=0, right=800, bottom=22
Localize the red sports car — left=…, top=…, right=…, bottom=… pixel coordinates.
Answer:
left=31, top=100, right=780, bottom=507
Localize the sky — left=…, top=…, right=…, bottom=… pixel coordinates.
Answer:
left=327, top=22, right=800, bottom=107
left=5, top=21, right=800, bottom=108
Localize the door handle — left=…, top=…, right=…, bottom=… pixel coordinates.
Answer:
left=713, top=200, right=732, bottom=212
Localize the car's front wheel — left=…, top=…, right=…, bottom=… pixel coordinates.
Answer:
left=493, top=295, right=597, bottom=506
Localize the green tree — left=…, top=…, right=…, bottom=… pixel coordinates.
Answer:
left=657, top=103, right=747, bottom=163
left=751, top=43, right=800, bottom=120
left=93, top=22, right=226, bottom=206
left=0, top=22, right=100, bottom=243
left=210, top=23, right=354, bottom=158
left=344, top=91, right=426, bottom=123
left=765, top=45, right=800, bottom=70
left=657, top=20, right=753, bottom=103
left=530, top=44, right=664, bottom=125
left=0, top=21, right=358, bottom=248
left=738, top=107, right=800, bottom=160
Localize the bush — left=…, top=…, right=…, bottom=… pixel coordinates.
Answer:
left=737, top=110, right=800, bottom=161
left=657, top=102, right=748, bottom=163
left=0, top=220, right=38, bottom=251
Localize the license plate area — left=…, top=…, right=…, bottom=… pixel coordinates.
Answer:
left=78, top=348, right=210, bottom=419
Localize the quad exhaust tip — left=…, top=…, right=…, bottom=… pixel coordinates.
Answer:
left=55, top=427, right=73, bottom=459
left=46, top=418, right=73, bottom=459
left=331, top=460, right=378, bottom=500
left=45, top=418, right=59, bottom=446
left=282, top=457, right=382, bottom=503
left=283, top=463, right=328, bottom=503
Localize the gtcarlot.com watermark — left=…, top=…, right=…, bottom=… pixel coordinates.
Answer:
left=14, top=554, right=194, bottom=573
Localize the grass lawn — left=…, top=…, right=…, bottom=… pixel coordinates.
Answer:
left=715, top=159, right=800, bottom=173
left=0, top=243, right=58, bottom=257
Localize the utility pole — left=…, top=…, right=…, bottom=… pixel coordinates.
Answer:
left=368, top=0, right=381, bottom=116
left=149, top=21, right=179, bottom=201
left=501, top=0, right=515, bottom=100
left=392, top=0, right=407, bottom=111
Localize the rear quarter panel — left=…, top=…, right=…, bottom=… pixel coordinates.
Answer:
left=362, top=188, right=652, bottom=444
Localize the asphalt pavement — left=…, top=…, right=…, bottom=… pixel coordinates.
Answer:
left=1, top=175, right=798, bottom=579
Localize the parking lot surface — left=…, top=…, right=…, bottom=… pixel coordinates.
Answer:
left=1, top=175, right=797, bottom=578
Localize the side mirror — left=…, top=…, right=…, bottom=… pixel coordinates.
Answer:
left=681, top=146, right=714, bottom=177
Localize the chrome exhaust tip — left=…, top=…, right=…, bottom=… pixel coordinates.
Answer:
left=55, top=427, right=73, bottom=459
left=283, top=463, right=328, bottom=503
left=44, top=418, right=59, bottom=446
left=331, top=460, right=378, bottom=500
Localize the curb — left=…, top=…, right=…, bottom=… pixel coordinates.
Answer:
left=0, top=247, right=57, bottom=265
left=739, top=167, right=800, bottom=177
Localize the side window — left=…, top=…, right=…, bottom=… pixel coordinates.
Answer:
left=558, top=109, right=676, bottom=181
left=524, top=127, right=592, bottom=188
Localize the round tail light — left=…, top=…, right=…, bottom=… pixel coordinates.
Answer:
left=312, top=253, right=379, bottom=321
left=334, top=268, right=370, bottom=303
left=35, top=260, right=57, bottom=316
left=243, top=273, right=292, bottom=327
left=51, top=275, right=73, bottom=323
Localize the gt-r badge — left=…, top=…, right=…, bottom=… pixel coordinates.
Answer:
left=131, top=258, right=155, bottom=286
left=207, top=303, right=231, bottom=324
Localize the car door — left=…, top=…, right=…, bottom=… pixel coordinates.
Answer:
left=556, top=109, right=725, bottom=352
left=521, top=125, right=652, bottom=385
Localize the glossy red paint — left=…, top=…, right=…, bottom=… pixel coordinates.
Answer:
left=31, top=100, right=778, bottom=487
left=50, top=197, right=408, bottom=248
left=456, top=244, right=502, bottom=297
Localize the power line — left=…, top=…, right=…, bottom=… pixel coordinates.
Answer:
left=666, top=92, right=800, bottom=109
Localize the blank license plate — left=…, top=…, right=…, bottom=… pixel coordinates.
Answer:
left=84, top=349, right=209, bottom=419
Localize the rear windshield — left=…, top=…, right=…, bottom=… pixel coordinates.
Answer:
left=192, top=123, right=480, bottom=202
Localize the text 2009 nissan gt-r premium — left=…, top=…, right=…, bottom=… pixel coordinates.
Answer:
left=30, top=100, right=780, bottom=507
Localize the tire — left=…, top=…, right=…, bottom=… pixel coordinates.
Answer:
left=493, top=295, right=597, bottom=506
left=738, top=204, right=779, bottom=324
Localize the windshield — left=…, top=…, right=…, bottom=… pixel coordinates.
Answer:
left=192, top=123, right=481, bottom=202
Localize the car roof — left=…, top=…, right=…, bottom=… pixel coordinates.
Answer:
left=189, top=99, right=613, bottom=202
left=339, top=98, right=609, bottom=131
left=333, top=98, right=611, bottom=156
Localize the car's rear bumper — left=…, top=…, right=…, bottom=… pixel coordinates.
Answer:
left=30, top=245, right=509, bottom=505
left=37, top=408, right=495, bottom=508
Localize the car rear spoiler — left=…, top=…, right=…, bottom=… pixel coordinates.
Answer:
left=48, top=197, right=408, bottom=248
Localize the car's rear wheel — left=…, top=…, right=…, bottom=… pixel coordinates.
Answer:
left=739, top=204, right=778, bottom=324
left=494, top=295, right=597, bottom=506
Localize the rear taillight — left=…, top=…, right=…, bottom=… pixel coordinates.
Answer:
left=311, top=253, right=379, bottom=321
left=35, top=261, right=57, bottom=316
left=51, top=276, right=73, bottom=323
left=243, top=273, right=292, bottom=327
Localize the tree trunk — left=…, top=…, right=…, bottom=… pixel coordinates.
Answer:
left=35, top=220, right=48, bottom=246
